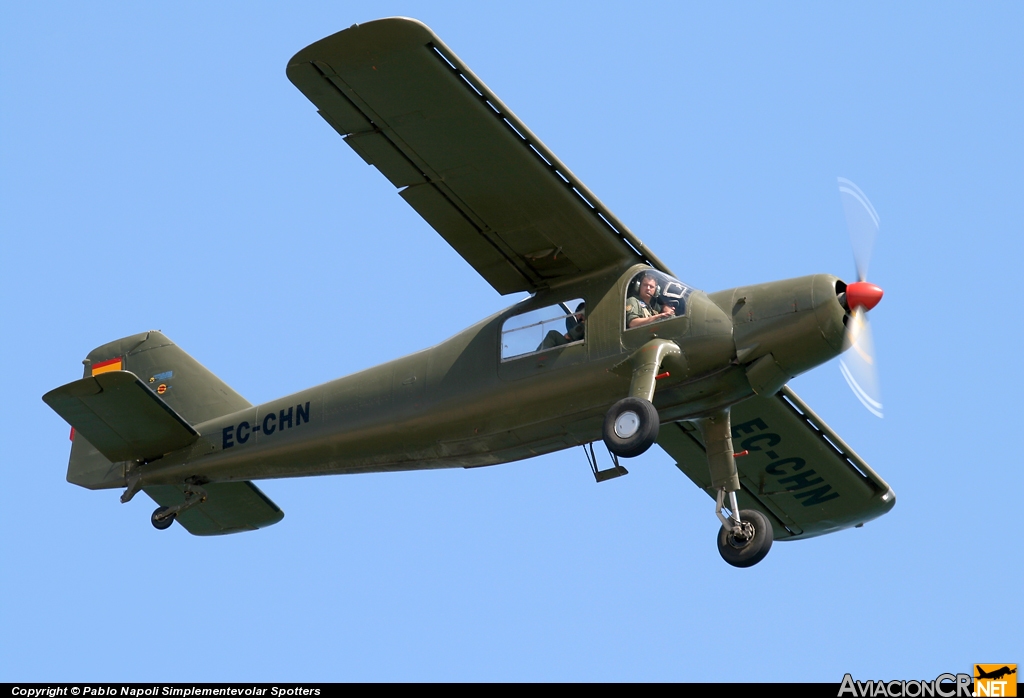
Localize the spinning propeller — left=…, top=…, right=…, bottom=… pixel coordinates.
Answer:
left=837, top=178, right=884, bottom=418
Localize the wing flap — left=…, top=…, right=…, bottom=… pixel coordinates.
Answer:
left=658, top=386, right=895, bottom=540
left=287, top=18, right=673, bottom=294
left=43, top=371, right=198, bottom=463
left=345, top=130, right=424, bottom=187
left=144, top=482, right=284, bottom=536
left=399, top=182, right=528, bottom=293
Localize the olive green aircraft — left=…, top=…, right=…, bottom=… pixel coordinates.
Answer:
left=42, top=18, right=893, bottom=567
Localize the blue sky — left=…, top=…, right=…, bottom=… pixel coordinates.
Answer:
left=2, top=1, right=1021, bottom=682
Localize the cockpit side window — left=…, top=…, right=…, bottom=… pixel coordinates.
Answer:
left=501, top=298, right=586, bottom=360
left=624, top=270, right=693, bottom=330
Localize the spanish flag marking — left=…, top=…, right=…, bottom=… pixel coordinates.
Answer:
left=91, top=357, right=123, bottom=376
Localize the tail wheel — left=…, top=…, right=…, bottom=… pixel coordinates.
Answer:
left=602, top=397, right=659, bottom=458
left=717, top=508, right=773, bottom=568
left=151, top=506, right=176, bottom=531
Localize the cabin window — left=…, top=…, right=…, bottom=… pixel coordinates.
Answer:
left=501, top=299, right=586, bottom=360
left=624, top=270, right=694, bottom=330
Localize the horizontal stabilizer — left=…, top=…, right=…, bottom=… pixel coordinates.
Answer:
left=43, top=370, right=198, bottom=463
left=144, top=482, right=284, bottom=536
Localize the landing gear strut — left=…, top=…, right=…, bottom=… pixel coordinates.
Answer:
left=714, top=490, right=773, bottom=568
left=150, top=480, right=209, bottom=531
left=151, top=506, right=175, bottom=530
left=696, top=409, right=773, bottom=568
left=602, top=339, right=682, bottom=458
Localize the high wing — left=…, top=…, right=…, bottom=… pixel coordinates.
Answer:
left=287, top=18, right=673, bottom=295
left=658, top=386, right=895, bottom=540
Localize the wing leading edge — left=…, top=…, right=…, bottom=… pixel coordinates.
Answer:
left=658, top=386, right=895, bottom=540
left=287, top=17, right=673, bottom=295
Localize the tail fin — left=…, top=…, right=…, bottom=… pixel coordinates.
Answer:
left=82, top=330, right=251, bottom=423
left=51, top=331, right=251, bottom=489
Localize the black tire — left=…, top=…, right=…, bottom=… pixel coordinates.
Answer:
left=717, top=508, right=773, bottom=568
left=602, top=397, right=659, bottom=458
left=151, top=506, right=175, bottom=531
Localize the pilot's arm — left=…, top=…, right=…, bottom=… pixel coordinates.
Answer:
left=626, top=298, right=674, bottom=328
left=565, top=317, right=585, bottom=342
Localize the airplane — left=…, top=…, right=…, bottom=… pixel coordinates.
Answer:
left=42, top=17, right=894, bottom=568
left=975, top=667, right=1017, bottom=681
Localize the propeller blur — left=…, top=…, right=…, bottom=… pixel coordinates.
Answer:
left=837, top=178, right=884, bottom=418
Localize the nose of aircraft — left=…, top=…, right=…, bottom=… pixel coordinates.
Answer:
left=845, top=281, right=883, bottom=312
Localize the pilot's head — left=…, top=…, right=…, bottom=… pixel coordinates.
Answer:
left=639, top=274, right=658, bottom=303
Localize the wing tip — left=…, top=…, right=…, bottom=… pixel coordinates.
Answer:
left=286, top=17, right=437, bottom=69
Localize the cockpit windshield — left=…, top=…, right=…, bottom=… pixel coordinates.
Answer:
left=624, top=270, right=694, bottom=330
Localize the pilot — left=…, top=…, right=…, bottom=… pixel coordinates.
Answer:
left=538, top=302, right=586, bottom=350
left=626, top=273, right=675, bottom=328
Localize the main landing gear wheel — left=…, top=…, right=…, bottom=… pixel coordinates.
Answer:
left=717, top=509, right=773, bottom=568
left=151, top=506, right=176, bottom=531
left=602, top=397, right=659, bottom=458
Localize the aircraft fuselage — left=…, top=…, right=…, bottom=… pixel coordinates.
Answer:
left=134, top=265, right=848, bottom=489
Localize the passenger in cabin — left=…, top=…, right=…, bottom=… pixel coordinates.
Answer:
left=626, top=273, right=675, bottom=328
left=538, top=302, right=586, bottom=350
